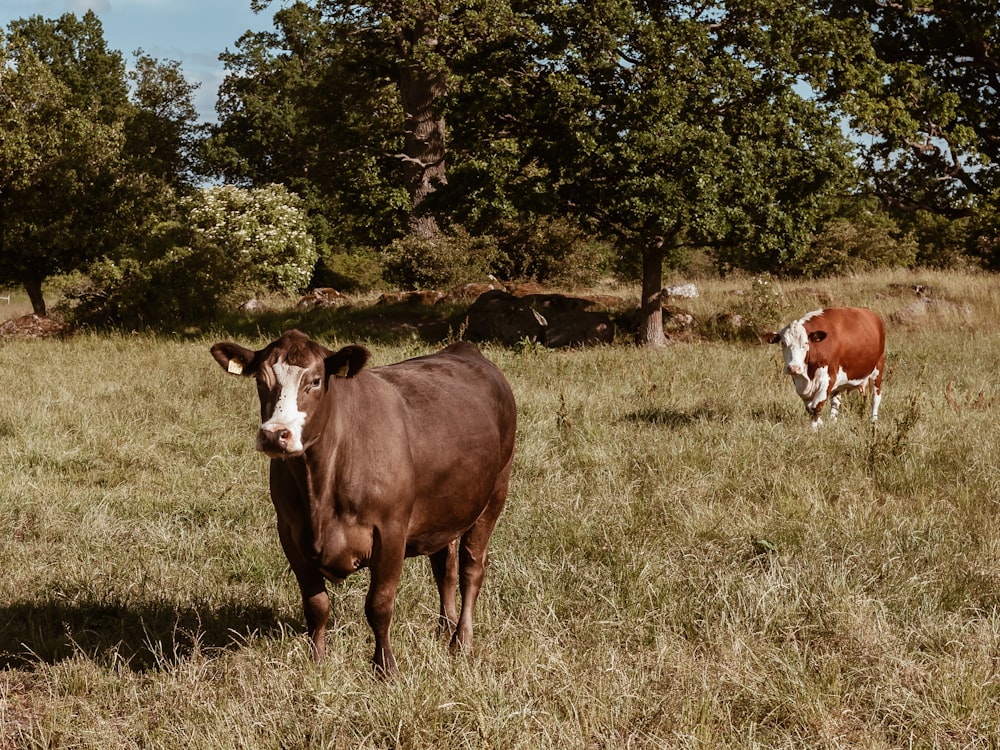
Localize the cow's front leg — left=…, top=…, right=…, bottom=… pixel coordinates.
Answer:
left=276, top=520, right=330, bottom=661
left=809, top=401, right=826, bottom=430
left=365, top=540, right=406, bottom=677
left=829, top=393, right=843, bottom=422
left=302, top=585, right=331, bottom=662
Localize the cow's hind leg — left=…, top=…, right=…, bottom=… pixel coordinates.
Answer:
left=871, top=364, right=884, bottom=423
left=453, top=459, right=512, bottom=654
left=429, top=540, right=459, bottom=638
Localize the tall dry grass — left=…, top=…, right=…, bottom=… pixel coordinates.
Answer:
left=1, top=269, right=999, bottom=748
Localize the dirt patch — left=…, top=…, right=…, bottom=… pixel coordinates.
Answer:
left=0, top=314, right=73, bottom=340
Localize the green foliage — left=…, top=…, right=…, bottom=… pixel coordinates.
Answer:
left=63, top=185, right=317, bottom=328
left=0, top=13, right=129, bottom=312
left=206, top=1, right=423, bottom=247
left=125, top=53, right=203, bottom=188
left=906, top=210, right=976, bottom=270
left=382, top=227, right=502, bottom=289
left=817, top=1, right=1000, bottom=260
left=807, top=214, right=919, bottom=277
left=496, top=217, right=612, bottom=288
left=0, top=11, right=202, bottom=315
left=315, top=248, right=386, bottom=293
left=735, top=274, right=790, bottom=334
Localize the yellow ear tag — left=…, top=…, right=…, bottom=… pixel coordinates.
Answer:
left=334, top=363, right=350, bottom=378
left=228, top=358, right=244, bottom=375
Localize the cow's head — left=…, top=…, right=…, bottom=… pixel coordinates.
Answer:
left=766, top=318, right=827, bottom=383
left=211, top=330, right=369, bottom=458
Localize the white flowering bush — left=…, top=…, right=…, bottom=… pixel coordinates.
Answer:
left=183, top=183, right=317, bottom=296
left=63, top=185, right=318, bottom=327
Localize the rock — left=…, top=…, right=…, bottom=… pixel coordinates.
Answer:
left=239, top=298, right=266, bottom=313
left=297, top=288, right=351, bottom=309
left=443, top=282, right=501, bottom=303
left=375, top=290, right=445, bottom=306
left=543, top=310, right=615, bottom=347
left=466, top=290, right=616, bottom=347
left=662, top=283, right=699, bottom=299
left=662, top=305, right=695, bottom=331
left=466, top=290, right=546, bottom=345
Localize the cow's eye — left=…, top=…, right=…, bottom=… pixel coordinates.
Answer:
left=309, top=376, right=322, bottom=390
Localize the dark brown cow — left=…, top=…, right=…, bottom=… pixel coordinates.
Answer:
left=766, top=307, right=885, bottom=429
left=211, top=331, right=516, bottom=675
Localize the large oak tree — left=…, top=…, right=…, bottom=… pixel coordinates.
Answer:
left=445, top=0, right=857, bottom=345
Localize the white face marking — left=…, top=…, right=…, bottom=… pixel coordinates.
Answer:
left=777, top=320, right=810, bottom=380
left=259, top=359, right=308, bottom=454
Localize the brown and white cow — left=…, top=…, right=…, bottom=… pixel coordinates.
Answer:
left=766, top=307, right=885, bottom=429
left=211, top=331, right=517, bottom=676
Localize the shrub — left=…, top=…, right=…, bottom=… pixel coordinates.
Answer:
left=805, top=214, right=918, bottom=276
left=497, top=217, right=613, bottom=288
left=184, top=183, right=317, bottom=296
left=699, top=273, right=789, bottom=342
left=62, top=185, right=317, bottom=328
left=382, top=228, right=503, bottom=289
left=314, top=247, right=386, bottom=293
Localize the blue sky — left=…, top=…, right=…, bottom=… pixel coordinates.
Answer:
left=0, top=0, right=275, bottom=121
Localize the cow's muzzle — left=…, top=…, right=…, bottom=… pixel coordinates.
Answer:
left=785, top=364, right=804, bottom=377
left=257, top=426, right=296, bottom=456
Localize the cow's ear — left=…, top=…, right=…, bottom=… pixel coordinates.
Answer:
left=211, top=342, right=259, bottom=377
left=327, top=345, right=370, bottom=379
left=808, top=331, right=827, bottom=343
left=765, top=332, right=781, bottom=344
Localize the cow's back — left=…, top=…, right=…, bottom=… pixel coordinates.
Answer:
left=373, top=342, right=515, bottom=445
left=803, top=307, right=885, bottom=379
left=359, top=342, right=516, bottom=545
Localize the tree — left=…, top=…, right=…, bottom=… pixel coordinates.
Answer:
left=456, top=1, right=856, bottom=345
left=207, top=2, right=409, bottom=251
left=816, top=1, right=1000, bottom=263
left=0, top=13, right=202, bottom=315
left=0, top=13, right=129, bottom=315
left=212, top=0, right=523, bottom=246
left=126, top=52, right=203, bottom=189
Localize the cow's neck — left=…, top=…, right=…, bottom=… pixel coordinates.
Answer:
left=283, top=387, right=355, bottom=522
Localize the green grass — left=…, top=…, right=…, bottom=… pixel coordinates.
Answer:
left=2, top=269, right=1000, bottom=748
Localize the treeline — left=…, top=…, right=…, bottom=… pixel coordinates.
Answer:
left=1, top=2, right=997, bottom=342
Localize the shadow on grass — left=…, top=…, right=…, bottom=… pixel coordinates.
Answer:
left=0, top=596, right=300, bottom=671
left=202, top=302, right=470, bottom=346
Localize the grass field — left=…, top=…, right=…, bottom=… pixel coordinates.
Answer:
left=1, top=270, right=999, bottom=748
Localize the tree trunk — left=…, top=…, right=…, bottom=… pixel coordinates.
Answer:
left=22, top=274, right=46, bottom=316
left=639, top=236, right=667, bottom=348
left=397, top=56, right=447, bottom=239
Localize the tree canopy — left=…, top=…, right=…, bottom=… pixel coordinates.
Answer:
left=4, top=2, right=999, bottom=335
left=816, top=0, right=1000, bottom=265
left=0, top=12, right=203, bottom=314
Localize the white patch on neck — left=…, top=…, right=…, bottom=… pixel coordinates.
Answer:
left=262, top=359, right=308, bottom=453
